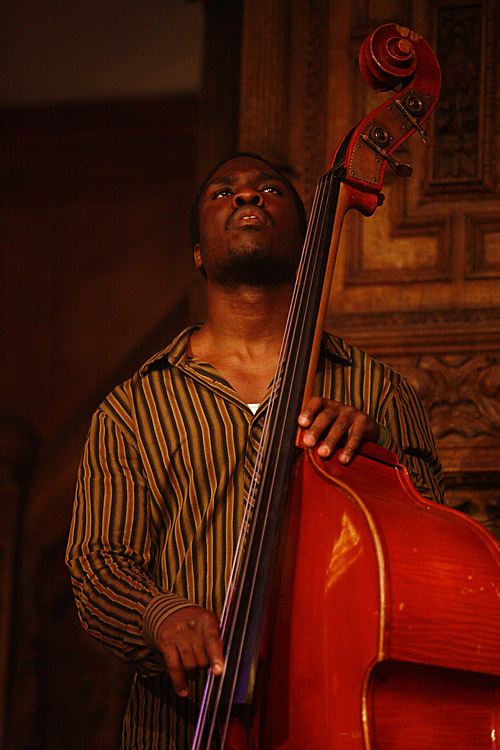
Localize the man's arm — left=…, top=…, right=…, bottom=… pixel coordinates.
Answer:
left=381, top=376, right=444, bottom=503
left=297, top=377, right=444, bottom=504
left=66, top=408, right=224, bottom=681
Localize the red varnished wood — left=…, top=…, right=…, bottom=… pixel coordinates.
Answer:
left=315, top=443, right=500, bottom=674
left=359, top=25, right=417, bottom=91
left=369, top=661, right=500, bottom=749
left=330, top=25, right=440, bottom=196
left=258, top=444, right=500, bottom=748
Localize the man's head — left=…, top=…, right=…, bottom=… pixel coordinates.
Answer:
left=190, top=153, right=307, bottom=286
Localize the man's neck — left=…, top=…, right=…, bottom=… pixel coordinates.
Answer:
left=188, top=281, right=294, bottom=403
left=196, top=280, right=294, bottom=351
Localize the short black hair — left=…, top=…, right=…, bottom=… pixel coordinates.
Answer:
left=188, top=152, right=308, bottom=250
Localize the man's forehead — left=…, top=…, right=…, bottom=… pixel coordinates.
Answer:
left=207, top=170, right=285, bottom=187
left=205, top=158, right=286, bottom=188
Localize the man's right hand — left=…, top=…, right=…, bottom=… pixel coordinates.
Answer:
left=156, top=606, right=224, bottom=697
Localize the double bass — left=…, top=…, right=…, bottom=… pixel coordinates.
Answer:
left=194, top=24, right=500, bottom=749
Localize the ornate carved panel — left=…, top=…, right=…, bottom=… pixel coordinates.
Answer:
left=331, top=305, right=500, bottom=532
left=430, top=0, right=499, bottom=196
left=325, top=0, right=500, bottom=529
left=398, top=352, right=500, bottom=466
left=323, top=0, right=500, bottom=317
left=432, top=3, right=485, bottom=186
left=387, top=346, right=500, bottom=537
left=236, top=0, right=500, bottom=526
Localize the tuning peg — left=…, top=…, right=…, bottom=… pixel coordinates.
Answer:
left=382, top=152, right=414, bottom=177
left=394, top=94, right=434, bottom=146
left=360, top=131, right=413, bottom=178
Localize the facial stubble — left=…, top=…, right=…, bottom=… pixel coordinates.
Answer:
left=201, top=230, right=301, bottom=287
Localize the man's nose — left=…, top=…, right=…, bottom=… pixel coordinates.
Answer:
left=233, top=189, right=263, bottom=208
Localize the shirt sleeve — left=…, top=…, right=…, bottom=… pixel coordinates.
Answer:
left=65, top=408, right=197, bottom=675
left=378, top=376, right=445, bottom=504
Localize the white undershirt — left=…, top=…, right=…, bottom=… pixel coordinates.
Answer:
left=247, top=403, right=259, bottom=414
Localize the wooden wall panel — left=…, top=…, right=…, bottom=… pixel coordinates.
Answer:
left=237, top=0, right=500, bottom=536
left=238, top=0, right=330, bottom=207
left=1, top=96, right=199, bottom=749
left=325, top=0, right=500, bottom=536
left=329, top=0, right=499, bottom=314
left=0, top=99, right=199, bottom=451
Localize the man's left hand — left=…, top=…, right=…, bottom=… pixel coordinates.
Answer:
left=298, top=397, right=380, bottom=464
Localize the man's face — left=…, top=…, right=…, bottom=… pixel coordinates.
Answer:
left=194, top=156, right=303, bottom=286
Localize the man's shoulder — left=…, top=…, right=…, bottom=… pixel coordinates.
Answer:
left=98, top=326, right=198, bottom=416
left=322, top=331, right=404, bottom=383
left=137, top=325, right=199, bottom=378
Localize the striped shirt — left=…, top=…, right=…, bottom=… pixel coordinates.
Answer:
left=66, top=325, right=443, bottom=749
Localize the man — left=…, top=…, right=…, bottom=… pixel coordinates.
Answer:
left=66, top=154, right=443, bottom=749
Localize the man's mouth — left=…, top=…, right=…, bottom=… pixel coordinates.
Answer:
left=227, top=206, right=270, bottom=229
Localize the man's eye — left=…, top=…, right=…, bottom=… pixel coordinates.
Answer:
left=213, top=189, right=232, bottom=199
left=262, top=185, right=282, bottom=194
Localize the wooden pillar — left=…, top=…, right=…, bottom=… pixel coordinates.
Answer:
left=199, top=0, right=244, bottom=175
left=238, top=0, right=331, bottom=209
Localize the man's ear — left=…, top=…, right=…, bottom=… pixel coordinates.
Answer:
left=193, top=243, right=203, bottom=271
left=193, top=243, right=207, bottom=278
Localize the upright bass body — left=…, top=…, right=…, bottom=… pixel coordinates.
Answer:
left=250, top=25, right=500, bottom=746
left=260, top=444, right=500, bottom=749
left=195, top=24, right=499, bottom=750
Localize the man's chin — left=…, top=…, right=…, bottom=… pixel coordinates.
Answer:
left=215, top=256, right=295, bottom=287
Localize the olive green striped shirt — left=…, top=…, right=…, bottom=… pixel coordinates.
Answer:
left=66, top=326, right=443, bottom=749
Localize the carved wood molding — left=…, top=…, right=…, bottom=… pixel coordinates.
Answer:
left=429, top=0, right=499, bottom=197
left=432, top=3, right=484, bottom=186
left=330, top=306, right=500, bottom=353
left=445, top=471, right=500, bottom=541
left=329, top=309, right=500, bottom=483
left=399, top=353, right=500, bottom=442
left=366, top=347, right=500, bottom=479
left=345, top=209, right=452, bottom=285
left=466, top=212, right=500, bottom=279
left=379, top=350, right=500, bottom=477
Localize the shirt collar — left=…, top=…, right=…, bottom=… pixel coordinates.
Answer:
left=139, top=326, right=200, bottom=376
left=139, top=326, right=351, bottom=377
left=321, top=331, right=352, bottom=365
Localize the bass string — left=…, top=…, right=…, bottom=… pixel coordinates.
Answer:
left=215, top=168, right=332, bottom=636
left=218, top=167, right=337, bottom=642
left=192, top=167, right=339, bottom=749
left=217, top=168, right=340, bottom=746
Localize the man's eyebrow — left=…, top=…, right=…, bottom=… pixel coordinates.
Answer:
left=205, top=171, right=286, bottom=189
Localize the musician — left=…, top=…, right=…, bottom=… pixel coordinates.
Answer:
left=66, top=154, right=444, bottom=749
